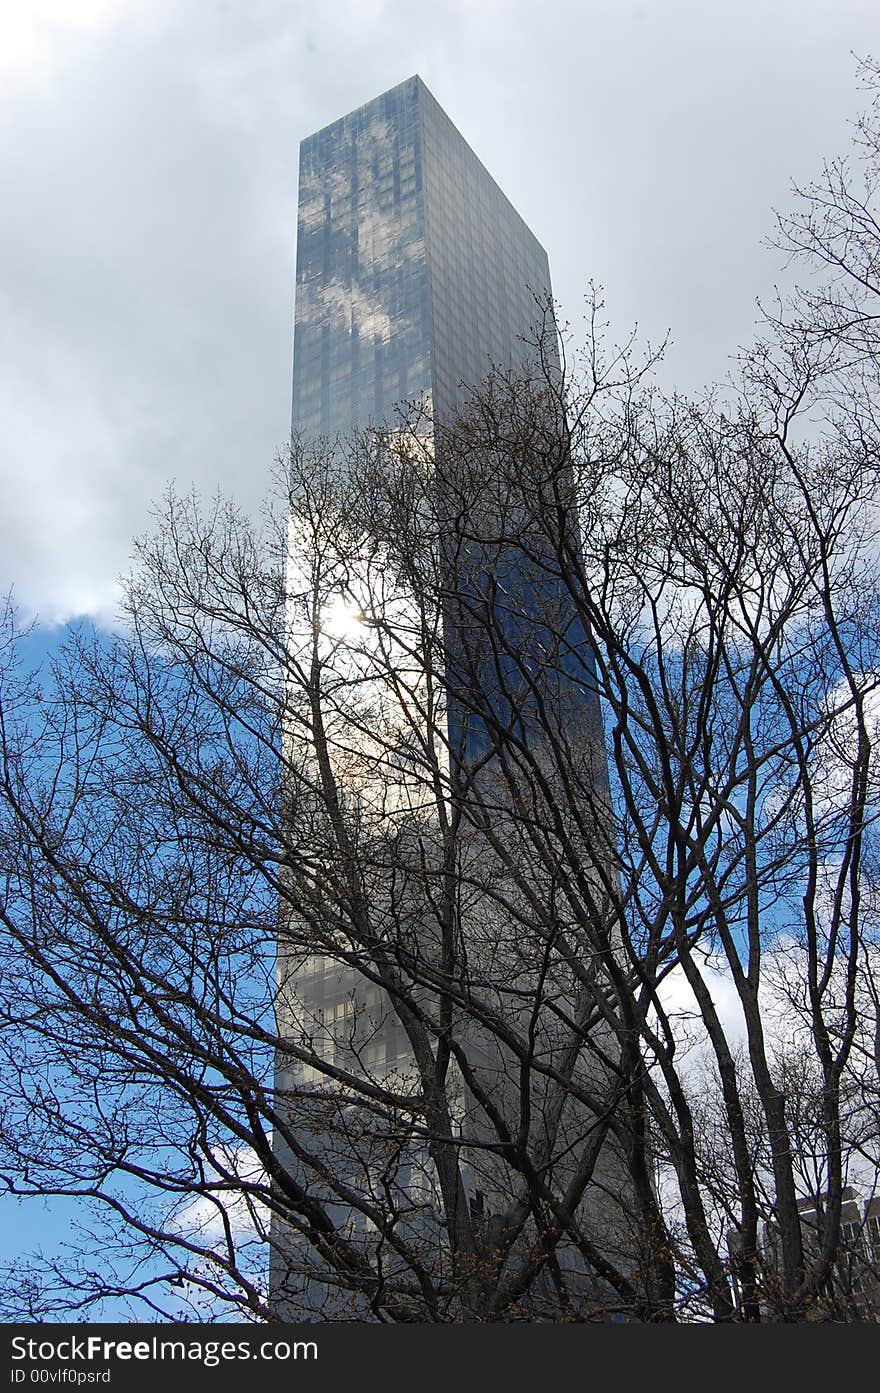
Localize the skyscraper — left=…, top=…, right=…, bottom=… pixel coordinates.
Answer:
left=273, top=77, right=627, bottom=1320
left=291, top=75, right=553, bottom=442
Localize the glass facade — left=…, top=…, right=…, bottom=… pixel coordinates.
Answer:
left=419, top=79, right=555, bottom=423
left=291, top=75, right=553, bottom=442
left=285, top=73, right=564, bottom=1083
left=275, top=79, right=602, bottom=1318
left=292, top=78, right=431, bottom=440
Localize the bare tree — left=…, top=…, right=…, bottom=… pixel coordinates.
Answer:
left=402, top=300, right=880, bottom=1321
left=3, top=69, right=880, bottom=1323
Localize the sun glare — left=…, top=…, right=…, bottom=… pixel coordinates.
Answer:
left=322, top=596, right=366, bottom=641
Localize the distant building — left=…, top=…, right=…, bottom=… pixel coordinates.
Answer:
left=730, top=1185, right=880, bottom=1320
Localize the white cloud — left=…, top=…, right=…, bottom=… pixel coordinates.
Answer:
left=0, top=0, right=132, bottom=85
left=811, top=675, right=880, bottom=820
left=1, top=1, right=878, bottom=627
left=171, top=1144, right=268, bottom=1252
left=654, top=935, right=880, bottom=1078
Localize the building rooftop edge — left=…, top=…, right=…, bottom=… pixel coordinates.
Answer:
left=297, top=74, right=550, bottom=262
left=298, top=74, right=422, bottom=147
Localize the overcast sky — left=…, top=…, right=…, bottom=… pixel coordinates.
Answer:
left=2, top=0, right=878, bottom=627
